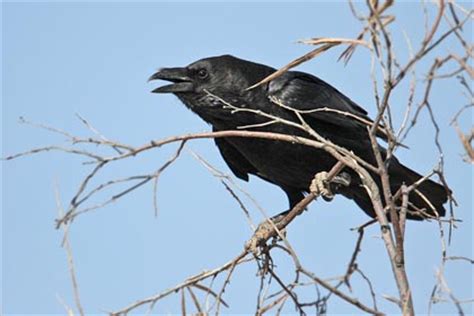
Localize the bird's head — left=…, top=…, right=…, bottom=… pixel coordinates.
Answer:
left=149, top=55, right=274, bottom=96
left=149, top=55, right=275, bottom=124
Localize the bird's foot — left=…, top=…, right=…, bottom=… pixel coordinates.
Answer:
left=310, top=172, right=334, bottom=201
left=310, top=171, right=351, bottom=201
left=245, top=213, right=287, bottom=255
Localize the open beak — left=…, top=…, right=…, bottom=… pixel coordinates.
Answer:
left=148, top=67, right=194, bottom=93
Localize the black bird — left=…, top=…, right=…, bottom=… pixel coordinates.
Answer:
left=149, top=55, right=448, bottom=220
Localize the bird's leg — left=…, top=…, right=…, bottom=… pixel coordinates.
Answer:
left=246, top=163, right=349, bottom=254
left=310, top=171, right=352, bottom=201
left=246, top=172, right=352, bottom=253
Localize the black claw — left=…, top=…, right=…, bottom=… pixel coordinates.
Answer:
left=322, top=195, right=334, bottom=202
left=329, top=172, right=352, bottom=194
left=333, top=172, right=352, bottom=187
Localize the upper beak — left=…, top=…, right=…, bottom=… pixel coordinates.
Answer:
left=148, top=67, right=194, bottom=93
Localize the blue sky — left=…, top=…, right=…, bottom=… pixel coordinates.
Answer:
left=2, top=1, right=472, bottom=314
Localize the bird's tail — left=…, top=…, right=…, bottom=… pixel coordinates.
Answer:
left=347, top=159, right=448, bottom=221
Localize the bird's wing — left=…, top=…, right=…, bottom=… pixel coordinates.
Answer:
left=213, top=128, right=257, bottom=181
left=268, top=71, right=385, bottom=139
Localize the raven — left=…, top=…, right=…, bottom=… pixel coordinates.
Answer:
left=149, top=54, right=448, bottom=220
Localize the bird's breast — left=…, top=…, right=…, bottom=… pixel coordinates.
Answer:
left=225, top=135, right=337, bottom=190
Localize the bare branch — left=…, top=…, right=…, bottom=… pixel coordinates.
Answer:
left=55, top=185, right=85, bottom=316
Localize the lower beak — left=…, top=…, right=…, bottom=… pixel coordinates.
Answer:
left=148, top=67, right=194, bottom=93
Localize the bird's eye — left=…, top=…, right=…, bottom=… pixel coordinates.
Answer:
left=197, top=68, right=208, bottom=79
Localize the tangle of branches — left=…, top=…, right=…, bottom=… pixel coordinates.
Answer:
left=4, top=1, right=473, bottom=315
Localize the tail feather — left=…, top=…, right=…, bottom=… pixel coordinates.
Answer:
left=389, top=162, right=447, bottom=220
left=344, top=159, right=448, bottom=221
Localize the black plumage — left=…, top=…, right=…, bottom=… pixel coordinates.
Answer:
left=149, top=54, right=448, bottom=220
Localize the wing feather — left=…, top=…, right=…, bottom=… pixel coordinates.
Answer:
left=268, top=71, right=387, bottom=140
